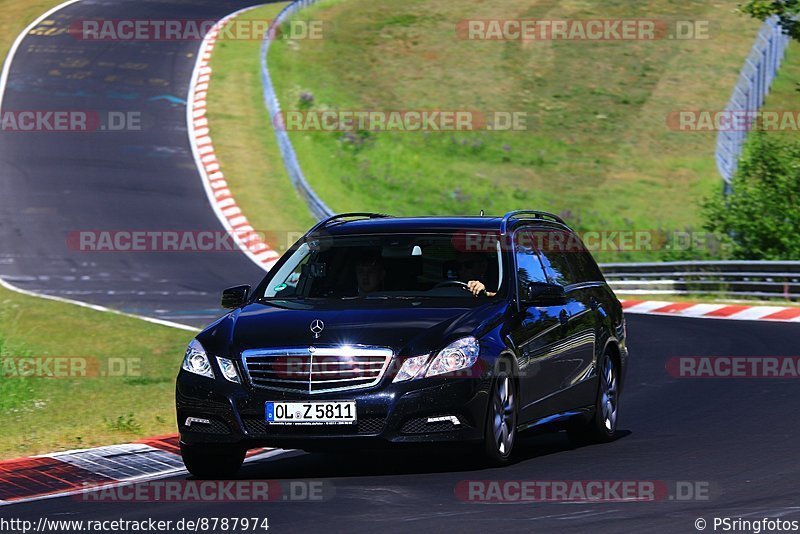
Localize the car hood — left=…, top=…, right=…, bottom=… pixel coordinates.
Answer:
left=199, top=299, right=506, bottom=357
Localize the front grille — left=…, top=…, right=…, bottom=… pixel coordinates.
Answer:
left=241, top=346, right=393, bottom=394
left=242, top=416, right=386, bottom=436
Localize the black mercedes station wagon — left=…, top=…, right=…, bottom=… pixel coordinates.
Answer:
left=176, top=211, right=628, bottom=478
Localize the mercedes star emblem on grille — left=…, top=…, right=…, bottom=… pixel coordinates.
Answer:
left=310, top=319, right=325, bottom=338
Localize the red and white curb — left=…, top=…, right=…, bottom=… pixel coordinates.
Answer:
left=187, top=6, right=278, bottom=273
left=0, top=435, right=280, bottom=506
left=620, top=299, right=800, bottom=323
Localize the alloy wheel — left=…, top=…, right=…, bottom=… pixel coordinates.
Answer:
left=600, top=355, right=618, bottom=433
left=492, top=375, right=515, bottom=456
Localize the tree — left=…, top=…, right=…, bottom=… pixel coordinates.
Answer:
left=702, top=132, right=800, bottom=259
left=740, top=0, right=800, bottom=41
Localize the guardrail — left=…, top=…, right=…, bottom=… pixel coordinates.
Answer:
left=600, top=261, right=800, bottom=299
left=715, top=16, right=791, bottom=189
left=260, top=0, right=334, bottom=221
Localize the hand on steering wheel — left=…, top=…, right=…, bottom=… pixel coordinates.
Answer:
left=432, top=280, right=486, bottom=297
left=466, top=280, right=487, bottom=297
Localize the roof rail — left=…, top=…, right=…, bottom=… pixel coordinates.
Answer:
left=305, top=212, right=393, bottom=236
left=500, top=210, right=567, bottom=234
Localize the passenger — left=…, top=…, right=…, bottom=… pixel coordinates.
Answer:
left=355, top=252, right=386, bottom=295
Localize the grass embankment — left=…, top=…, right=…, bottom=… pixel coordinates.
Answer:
left=0, top=284, right=193, bottom=459
left=762, top=40, right=800, bottom=135
left=261, top=0, right=765, bottom=262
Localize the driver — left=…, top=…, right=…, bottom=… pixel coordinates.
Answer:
left=456, top=252, right=496, bottom=297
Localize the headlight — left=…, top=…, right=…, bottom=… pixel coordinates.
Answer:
left=182, top=339, right=214, bottom=379
left=216, top=357, right=240, bottom=383
left=426, top=337, right=480, bottom=377
left=393, top=354, right=429, bottom=382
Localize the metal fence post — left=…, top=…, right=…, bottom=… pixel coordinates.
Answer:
left=715, top=16, right=791, bottom=190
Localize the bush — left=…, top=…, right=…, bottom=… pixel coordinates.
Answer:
left=740, top=0, right=800, bottom=42
left=702, top=132, right=800, bottom=259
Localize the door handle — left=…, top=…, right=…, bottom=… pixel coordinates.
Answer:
left=559, top=309, right=569, bottom=326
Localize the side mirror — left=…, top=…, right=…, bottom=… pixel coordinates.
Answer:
left=221, top=285, right=250, bottom=309
left=521, top=281, right=566, bottom=306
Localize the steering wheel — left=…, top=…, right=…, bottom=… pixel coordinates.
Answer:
left=432, top=280, right=471, bottom=292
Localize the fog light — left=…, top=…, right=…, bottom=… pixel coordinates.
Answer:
left=427, top=415, right=461, bottom=426
left=184, top=417, right=211, bottom=427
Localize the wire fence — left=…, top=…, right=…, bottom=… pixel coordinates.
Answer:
left=260, top=0, right=334, bottom=221
left=715, top=16, right=791, bottom=189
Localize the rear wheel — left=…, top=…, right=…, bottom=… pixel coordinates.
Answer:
left=180, top=443, right=246, bottom=479
left=482, top=372, right=517, bottom=465
left=568, top=351, right=619, bottom=444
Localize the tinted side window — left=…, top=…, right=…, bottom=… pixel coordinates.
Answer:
left=513, top=230, right=548, bottom=286
left=537, top=230, right=604, bottom=285
left=538, top=247, right=575, bottom=286
left=569, top=247, right=605, bottom=283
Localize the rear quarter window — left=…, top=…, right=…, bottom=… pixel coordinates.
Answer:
left=536, top=229, right=604, bottom=285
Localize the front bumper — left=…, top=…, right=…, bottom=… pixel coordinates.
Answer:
left=176, top=369, right=491, bottom=450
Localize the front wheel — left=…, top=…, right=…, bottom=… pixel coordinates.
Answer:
left=180, top=443, right=246, bottom=479
left=482, top=372, right=517, bottom=466
left=568, top=351, right=619, bottom=444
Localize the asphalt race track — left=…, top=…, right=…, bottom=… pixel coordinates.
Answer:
left=1, top=1, right=799, bottom=533
left=0, top=0, right=272, bottom=326
left=6, top=314, right=800, bottom=532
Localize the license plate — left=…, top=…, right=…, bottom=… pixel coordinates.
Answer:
left=266, top=401, right=357, bottom=425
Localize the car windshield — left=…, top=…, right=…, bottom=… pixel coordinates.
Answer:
left=260, top=233, right=505, bottom=300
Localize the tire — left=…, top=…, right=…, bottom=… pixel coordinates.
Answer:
left=482, top=371, right=517, bottom=466
left=568, top=351, right=619, bottom=445
left=180, top=442, right=246, bottom=479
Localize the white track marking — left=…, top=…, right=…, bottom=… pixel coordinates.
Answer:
left=0, top=277, right=199, bottom=332
left=674, top=303, right=726, bottom=317
left=725, top=305, right=787, bottom=320
left=620, top=301, right=674, bottom=313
